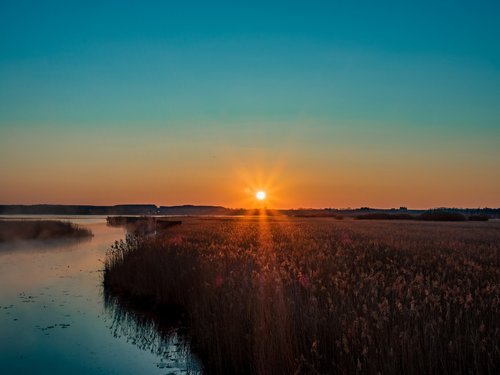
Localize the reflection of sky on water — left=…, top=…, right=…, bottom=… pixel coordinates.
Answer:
left=0, top=217, right=201, bottom=374
left=105, top=293, right=201, bottom=374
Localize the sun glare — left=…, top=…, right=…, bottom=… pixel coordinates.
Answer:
left=256, top=191, right=266, bottom=200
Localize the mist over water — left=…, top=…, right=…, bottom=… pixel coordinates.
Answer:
left=0, top=217, right=200, bottom=374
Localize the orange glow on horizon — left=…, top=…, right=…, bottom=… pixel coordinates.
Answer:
left=235, top=165, right=285, bottom=209
left=1, top=128, right=499, bottom=209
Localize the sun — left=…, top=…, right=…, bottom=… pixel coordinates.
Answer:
left=256, top=191, right=266, bottom=201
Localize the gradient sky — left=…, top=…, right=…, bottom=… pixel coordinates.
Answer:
left=1, top=1, right=499, bottom=208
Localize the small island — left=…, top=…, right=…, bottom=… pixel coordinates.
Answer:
left=0, top=220, right=93, bottom=242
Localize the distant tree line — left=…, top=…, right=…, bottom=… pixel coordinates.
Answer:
left=1, top=205, right=499, bottom=218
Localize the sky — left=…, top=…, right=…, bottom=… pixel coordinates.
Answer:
left=1, top=1, right=499, bottom=208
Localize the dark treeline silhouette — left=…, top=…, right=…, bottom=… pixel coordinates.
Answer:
left=1, top=204, right=499, bottom=218
left=418, top=210, right=467, bottom=221
left=0, top=204, right=157, bottom=215
left=356, top=209, right=496, bottom=221
left=355, top=213, right=415, bottom=220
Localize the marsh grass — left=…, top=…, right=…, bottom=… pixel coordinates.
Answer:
left=0, top=220, right=93, bottom=242
left=104, top=218, right=499, bottom=374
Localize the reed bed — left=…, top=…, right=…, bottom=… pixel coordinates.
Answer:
left=104, top=218, right=499, bottom=374
left=0, top=220, right=93, bottom=242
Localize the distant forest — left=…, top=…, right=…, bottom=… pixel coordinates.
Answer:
left=1, top=204, right=499, bottom=218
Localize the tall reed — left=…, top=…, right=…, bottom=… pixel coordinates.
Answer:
left=104, top=218, right=499, bottom=374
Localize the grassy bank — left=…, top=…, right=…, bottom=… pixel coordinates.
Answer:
left=0, top=220, right=93, bottom=242
left=104, top=218, right=499, bottom=374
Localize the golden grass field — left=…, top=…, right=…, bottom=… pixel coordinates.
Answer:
left=104, top=217, right=499, bottom=374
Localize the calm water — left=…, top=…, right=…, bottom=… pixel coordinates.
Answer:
left=0, top=216, right=201, bottom=374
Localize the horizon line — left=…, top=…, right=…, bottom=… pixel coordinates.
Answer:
left=1, top=203, right=499, bottom=211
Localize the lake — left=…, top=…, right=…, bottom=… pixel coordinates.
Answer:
left=0, top=216, right=201, bottom=374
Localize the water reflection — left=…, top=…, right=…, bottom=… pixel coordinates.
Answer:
left=0, top=236, right=92, bottom=255
left=0, top=217, right=201, bottom=375
left=104, top=291, right=202, bottom=374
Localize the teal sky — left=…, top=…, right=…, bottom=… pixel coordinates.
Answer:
left=1, top=1, right=499, bottom=208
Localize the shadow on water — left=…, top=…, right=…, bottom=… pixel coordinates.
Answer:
left=103, top=290, right=203, bottom=374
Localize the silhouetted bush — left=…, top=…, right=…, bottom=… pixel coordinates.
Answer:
left=418, top=211, right=467, bottom=221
